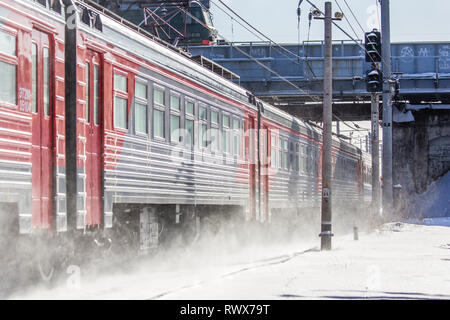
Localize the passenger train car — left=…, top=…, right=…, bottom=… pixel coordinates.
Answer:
left=0, top=0, right=371, bottom=278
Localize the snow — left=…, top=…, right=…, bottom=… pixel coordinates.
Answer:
left=406, top=171, right=450, bottom=219
left=9, top=222, right=450, bottom=300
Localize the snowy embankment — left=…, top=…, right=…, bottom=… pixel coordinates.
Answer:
left=406, top=170, right=450, bottom=219
left=11, top=222, right=450, bottom=300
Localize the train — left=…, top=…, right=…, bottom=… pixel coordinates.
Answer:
left=0, top=0, right=372, bottom=281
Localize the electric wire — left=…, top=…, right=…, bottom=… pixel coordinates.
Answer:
left=343, top=0, right=365, bottom=34
left=193, top=1, right=371, bottom=136
left=182, top=5, right=321, bottom=103
left=209, top=0, right=318, bottom=79
left=334, top=0, right=359, bottom=40
left=212, top=0, right=369, bottom=133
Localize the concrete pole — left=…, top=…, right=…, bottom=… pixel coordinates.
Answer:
left=381, top=0, right=393, bottom=212
left=320, top=2, right=333, bottom=251
left=371, top=93, right=380, bottom=215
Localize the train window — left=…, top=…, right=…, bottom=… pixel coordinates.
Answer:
left=284, top=140, right=289, bottom=170
left=313, top=148, right=318, bottom=175
left=86, top=62, right=90, bottom=123
left=223, top=115, right=230, bottom=128
left=278, top=138, right=288, bottom=170
left=186, top=100, right=195, bottom=116
left=299, top=145, right=307, bottom=173
left=199, top=105, right=207, bottom=120
left=278, top=137, right=283, bottom=169
left=114, top=97, right=127, bottom=129
left=223, top=115, right=230, bottom=154
left=232, top=118, right=241, bottom=156
left=135, top=82, right=147, bottom=100
left=0, top=61, right=16, bottom=105
left=135, top=80, right=148, bottom=134
left=199, top=104, right=208, bottom=148
left=200, top=122, right=207, bottom=148
left=153, top=109, right=164, bottom=138
left=211, top=110, right=219, bottom=124
left=114, top=74, right=127, bottom=92
left=211, top=127, right=219, bottom=152
left=170, top=93, right=180, bottom=143
left=93, top=66, right=99, bottom=125
left=233, top=133, right=239, bottom=156
left=233, top=118, right=239, bottom=130
left=170, top=114, right=180, bottom=143
left=306, top=146, right=312, bottom=174
left=32, top=44, right=37, bottom=112
left=114, top=73, right=128, bottom=129
left=170, top=94, right=180, bottom=111
left=185, top=100, right=195, bottom=147
left=0, top=30, right=16, bottom=56
left=154, top=87, right=164, bottom=106
left=186, top=118, right=194, bottom=146
left=43, top=48, right=50, bottom=116
left=295, top=143, right=300, bottom=172
left=135, top=102, right=147, bottom=134
left=271, top=134, right=277, bottom=168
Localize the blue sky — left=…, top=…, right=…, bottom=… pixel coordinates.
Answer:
left=210, top=0, right=450, bottom=43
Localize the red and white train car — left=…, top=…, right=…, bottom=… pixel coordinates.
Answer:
left=0, top=0, right=372, bottom=281
left=0, top=0, right=66, bottom=237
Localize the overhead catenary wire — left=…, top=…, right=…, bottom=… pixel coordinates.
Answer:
left=191, top=2, right=321, bottom=103
left=209, top=0, right=318, bottom=79
left=191, top=1, right=371, bottom=136
left=342, top=0, right=365, bottom=34
left=334, top=0, right=359, bottom=40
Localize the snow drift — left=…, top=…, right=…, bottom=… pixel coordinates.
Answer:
left=407, top=170, right=450, bottom=219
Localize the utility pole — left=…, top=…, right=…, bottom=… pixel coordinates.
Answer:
left=381, top=0, right=393, bottom=212
left=371, top=93, right=380, bottom=215
left=319, top=2, right=333, bottom=251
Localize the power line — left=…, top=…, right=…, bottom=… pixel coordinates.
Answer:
left=343, top=0, right=365, bottom=34
left=197, top=1, right=369, bottom=137
left=334, top=0, right=359, bottom=40
left=210, top=0, right=318, bottom=79
left=184, top=4, right=321, bottom=103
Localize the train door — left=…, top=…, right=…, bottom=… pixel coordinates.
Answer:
left=31, top=29, right=53, bottom=229
left=85, top=50, right=103, bottom=226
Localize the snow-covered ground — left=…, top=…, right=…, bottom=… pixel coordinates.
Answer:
left=10, top=221, right=450, bottom=300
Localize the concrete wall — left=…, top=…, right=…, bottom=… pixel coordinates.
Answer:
left=393, top=110, right=450, bottom=199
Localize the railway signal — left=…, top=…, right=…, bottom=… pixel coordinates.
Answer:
left=365, top=29, right=382, bottom=63
left=366, top=64, right=383, bottom=93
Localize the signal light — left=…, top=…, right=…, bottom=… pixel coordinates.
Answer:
left=366, top=66, right=383, bottom=93
left=365, top=29, right=382, bottom=63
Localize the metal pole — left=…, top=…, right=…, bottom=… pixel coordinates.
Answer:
left=371, top=93, right=380, bottom=216
left=381, top=0, right=393, bottom=212
left=320, top=1, right=333, bottom=251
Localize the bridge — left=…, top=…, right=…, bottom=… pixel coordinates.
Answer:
left=188, top=41, right=450, bottom=121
